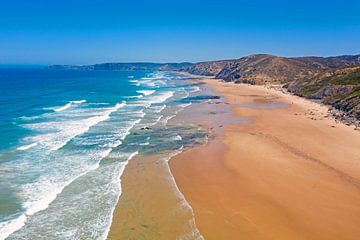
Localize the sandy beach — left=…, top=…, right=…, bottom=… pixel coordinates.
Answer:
left=170, top=78, right=360, bottom=240
left=108, top=76, right=360, bottom=240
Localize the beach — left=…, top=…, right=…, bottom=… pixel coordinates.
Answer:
left=108, top=76, right=360, bottom=239
left=170, top=78, right=360, bottom=239
left=0, top=70, right=208, bottom=239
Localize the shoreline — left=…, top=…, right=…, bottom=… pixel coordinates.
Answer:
left=107, top=74, right=210, bottom=239
left=107, top=74, right=360, bottom=239
left=258, top=83, right=360, bottom=129
left=169, top=78, right=360, bottom=239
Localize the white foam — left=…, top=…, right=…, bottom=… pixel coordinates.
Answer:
left=151, top=115, right=163, bottom=126
left=103, top=140, right=122, bottom=148
left=0, top=214, right=26, bottom=240
left=71, top=100, right=87, bottom=104
left=149, top=91, right=174, bottom=105
left=135, top=91, right=174, bottom=110
left=180, top=103, right=192, bottom=109
left=142, top=72, right=165, bottom=80
left=22, top=153, right=105, bottom=216
left=53, top=103, right=72, bottom=112
left=9, top=148, right=113, bottom=239
left=138, top=73, right=166, bottom=87
left=129, top=80, right=140, bottom=86
left=136, top=90, right=155, bottom=96
left=26, top=102, right=126, bottom=151
left=3, top=72, right=201, bottom=239
left=17, top=142, right=38, bottom=151
left=161, top=115, right=176, bottom=125
left=191, top=86, right=201, bottom=93
left=87, top=103, right=110, bottom=106
left=160, top=102, right=191, bottom=126
left=52, top=100, right=87, bottom=112
left=127, top=95, right=143, bottom=99
left=10, top=110, right=143, bottom=238
left=18, top=115, right=40, bottom=121
left=153, top=80, right=166, bottom=86
left=138, top=80, right=156, bottom=87
left=153, top=104, right=166, bottom=113
left=182, top=89, right=190, bottom=99
left=162, top=147, right=204, bottom=240
left=171, top=135, right=182, bottom=141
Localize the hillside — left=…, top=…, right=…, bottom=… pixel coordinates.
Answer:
left=288, top=67, right=360, bottom=121
left=216, top=54, right=360, bottom=84
left=216, top=54, right=328, bottom=84
left=185, top=54, right=360, bottom=123
left=180, top=60, right=232, bottom=76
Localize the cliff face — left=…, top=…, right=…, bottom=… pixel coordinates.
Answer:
left=288, top=67, right=360, bottom=121
left=216, top=54, right=360, bottom=83
left=181, top=60, right=232, bottom=76
left=184, top=54, right=360, bottom=122
left=216, top=54, right=329, bottom=84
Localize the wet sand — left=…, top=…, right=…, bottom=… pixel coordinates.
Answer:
left=107, top=153, right=202, bottom=240
left=170, top=79, right=360, bottom=240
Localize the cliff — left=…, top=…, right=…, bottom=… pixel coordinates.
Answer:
left=180, top=60, right=232, bottom=76
left=184, top=54, right=360, bottom=123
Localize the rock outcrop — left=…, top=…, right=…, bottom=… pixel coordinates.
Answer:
left=181, top=60, right=232, bottom=76
left=183, top=54, right=360, bottom=123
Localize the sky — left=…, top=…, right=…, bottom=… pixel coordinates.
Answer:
left=0, top=0, right=359, bottom=64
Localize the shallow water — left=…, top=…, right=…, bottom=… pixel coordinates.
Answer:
left=0, top=69, right=205, bottom=239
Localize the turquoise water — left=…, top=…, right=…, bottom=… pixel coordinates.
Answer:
left=0, top=69, right=203, bottom=239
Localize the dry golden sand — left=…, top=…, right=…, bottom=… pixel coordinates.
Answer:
left=170, top=79, right=360, bottom=240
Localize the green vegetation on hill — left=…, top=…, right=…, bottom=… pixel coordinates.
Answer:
left=299, top=85, right=322, bottom=96
left=330, top=69, right=360, bottom=85
left=183, top=54, right=360, bottom=121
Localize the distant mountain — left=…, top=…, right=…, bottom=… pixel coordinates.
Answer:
left=48, top=62, right=193, bottom=71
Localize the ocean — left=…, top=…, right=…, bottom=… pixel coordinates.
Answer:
left=0, top=68, right=205, bottom=239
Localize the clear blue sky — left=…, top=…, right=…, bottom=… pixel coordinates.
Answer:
left=0, top=0, right=359, bottom=64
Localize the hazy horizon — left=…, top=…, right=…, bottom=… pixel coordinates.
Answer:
left=2, top=52, right=360, bottom=66
left=1, top=0, right=359, bottom=65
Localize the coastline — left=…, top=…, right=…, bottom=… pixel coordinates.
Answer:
left=107, top=74, right=360, bottom=239
left=169, top=78, right=360, bottom=239
left=107, top=73, right=208, bottom=240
